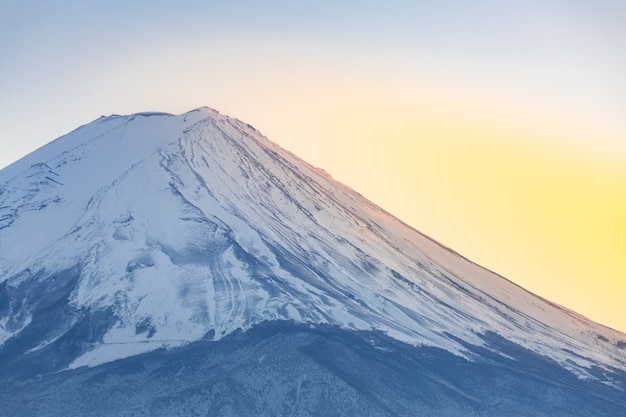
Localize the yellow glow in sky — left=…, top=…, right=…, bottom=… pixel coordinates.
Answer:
left=228, top=76, right=626, bottom=333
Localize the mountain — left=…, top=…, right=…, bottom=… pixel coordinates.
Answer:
left=1, top=107, right=624, bottom=416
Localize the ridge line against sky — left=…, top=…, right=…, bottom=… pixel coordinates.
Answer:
left=1, top=1, right=625, bottom=333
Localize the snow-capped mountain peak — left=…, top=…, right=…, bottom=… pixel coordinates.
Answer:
left=1, top=108, right=624, bottom=383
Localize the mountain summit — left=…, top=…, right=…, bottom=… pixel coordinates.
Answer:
left=1, top=107, right=625, bottom=416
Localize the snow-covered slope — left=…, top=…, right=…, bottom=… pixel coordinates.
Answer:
left=1, top=107, right=624, bottom=381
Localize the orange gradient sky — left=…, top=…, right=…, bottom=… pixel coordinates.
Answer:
left=1, top=2, right=625, bottom=332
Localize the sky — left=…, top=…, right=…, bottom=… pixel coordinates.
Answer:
left=1, top=1, right=625, bottom=333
